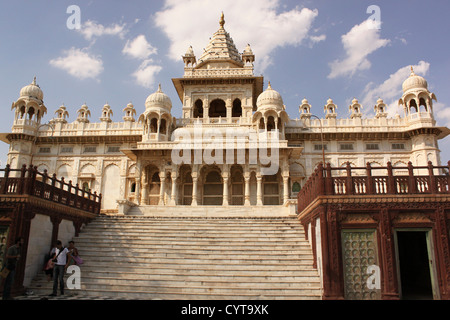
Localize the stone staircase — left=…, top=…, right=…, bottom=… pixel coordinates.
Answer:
left=27, top=214, right=322, bottom=300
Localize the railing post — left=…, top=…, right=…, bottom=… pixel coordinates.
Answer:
left=325, top=163, right=333, bottom=195
left=18, top=164, right=27, bottom=194
left=346, top=162, right=353, bottom=195
left=1, top=164, right=10, bottom=194
left=428, top=161, right=437, bottom=193
left=50, top=173, right=57, bottom=202
left=60, top=177, right=65, bottom=204
left=75, top=183, right=79, bottom=208
left=407, top=162, right=417, bottom=194
left=317, top=163, right=324, bottom=196
left=366, top=162, right=373, bottom=195
left=67, top=180, right=73, bottom=206
left=447, top=161, right=450, bottom=193
left=387, top=162, right=395, bottom=194
left=41, top=169, right=48, bottom=198
left=25, top=165, right=35, bottom=195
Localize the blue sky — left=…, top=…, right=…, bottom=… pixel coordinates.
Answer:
left=0, top=0, right=449, bottom=166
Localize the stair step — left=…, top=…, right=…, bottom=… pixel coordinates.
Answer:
left=28, top=215, right=321, bottom=300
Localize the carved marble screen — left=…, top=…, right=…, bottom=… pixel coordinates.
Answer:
left=342, top=229, right=381, bottom=300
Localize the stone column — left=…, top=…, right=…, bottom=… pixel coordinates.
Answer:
left=256, top=174, right=263, bottom=206
left=222, top=176, right=229, bottom=206
left=244, top=174, right=251, bottom=206
left=159, top=172, right=166, bottom=206
left=170, top=171, right=178, bottom=206
left=283, top=175, right=289, bottom=204
left=191, top=176, right=198, bottom=206
left=141, top=182, right=148, bottom=205
left=135, top=177, right=141, bottom=205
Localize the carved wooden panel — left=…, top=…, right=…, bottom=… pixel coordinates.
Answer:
left=342, top=229, right=381, bottom=300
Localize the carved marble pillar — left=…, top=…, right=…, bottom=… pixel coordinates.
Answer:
left=170, top=171, right=178, bottom=206
left=222, top=176, right=229, bottom=206
left=256, top=174, right=263, bottom=206
left=244, top=172, right=251, bottom=206
left=283, top=175, right=289, bottom=204
left=159, top=172, right=166, bottom=206
left=191, top=169, right=198, bottom=206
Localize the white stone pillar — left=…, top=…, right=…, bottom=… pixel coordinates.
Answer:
left=222, top=176, right=229, bottom=206
left=141, top=182, right=148, bottom=205
left=244, top=173, right=250, bottom=206
left=256, top=174, right=263, bottom=206
left=191, top=175, right=198, bottom=206
left=159, top=172, right=166, bottom=206
left=170, top=172, right=178, bottom=206
left=283, top=176, right=289, bottom=204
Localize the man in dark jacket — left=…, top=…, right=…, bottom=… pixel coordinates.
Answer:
left=2, top=237, right=24, bottom=300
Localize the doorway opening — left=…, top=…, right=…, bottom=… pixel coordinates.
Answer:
left=396, top=231, right=435, bottom=300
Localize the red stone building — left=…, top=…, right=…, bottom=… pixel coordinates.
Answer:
left=297, top=161, right=450, bottom=300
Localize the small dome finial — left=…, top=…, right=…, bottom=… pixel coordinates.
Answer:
left=220, top=12, right=225, bottom=28
left=410, top=65, right=415, bottom=75
left=157, top=83, right=162, bottom=92
left=32, top=76, right=36, bottom=85
left=268, top=81, right=272, bottom=90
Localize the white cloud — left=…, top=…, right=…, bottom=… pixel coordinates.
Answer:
left=310, top=34, right=326, bottom=43
left=328, top=19, right=390, bottom=79
left=78, top=20, right=127, bottom=42
left=361, top=61, right=430, bottom=117
left=132, top=60, right=162, bottom=89
left=123, top=35, right=157, bottom=60
left=49, top=47, right=104, bottom=80
left=154, top=0, right=320, bottom=72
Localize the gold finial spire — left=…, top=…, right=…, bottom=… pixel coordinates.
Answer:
left=410, top=65, right=415, bottom=75
left=219, top=12, right=225, bottom=28
left=32, top=76, right=36, bottom=85
left=157, top=83, right=162, bottom=92
left=268, top=81, right=272, bottom=89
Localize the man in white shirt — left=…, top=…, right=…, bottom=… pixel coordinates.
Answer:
left=49, top=240, right=71, bottom=297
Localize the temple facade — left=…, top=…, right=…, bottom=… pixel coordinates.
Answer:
left=1, top=14, right=449, bottom=215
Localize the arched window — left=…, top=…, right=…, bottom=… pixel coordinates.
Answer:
left=232, top=99, right=242, bottom=117
left=209, top=99, right=226, bottom=118
left=28, top=107, right=35, bottom=120
left=82, top=182, right=90, bottom=192
left=267, top=116, right=276, bottom=131
left=130, top=182, right=136, bottom=193
left=150, top=118, right=158, bottom=133
left=292, top=182, right=301, bottom=193
left=194, top=99, right=204, bottom=118
left=409, top=100, right=418, bottom=113
left=259, top=118, right=265, bottom=130
left=419, top=98, right=428, bottom=112
left=160, top=118, right=167, bottom=134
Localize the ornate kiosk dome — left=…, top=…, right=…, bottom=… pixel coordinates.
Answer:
left=256, top=82, right=284, bottom=111
left=20, top=77, right=44, bottom=101
left=145, top=84, right=172, bottom=111
left=402, top=67, right=428, bottom=93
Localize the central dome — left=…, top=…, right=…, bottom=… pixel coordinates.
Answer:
left=20, top=77, right=43, bottom=101
left=145, top=84, right=172, bottom=111
left=402, top=67, right=428, bottom=93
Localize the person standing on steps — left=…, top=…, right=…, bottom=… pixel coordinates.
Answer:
left=49, top=240, right=71, bottom=297
left=1, top=237, right=24, bottom=300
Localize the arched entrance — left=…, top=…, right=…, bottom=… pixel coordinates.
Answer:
left=148, top=172, right=161, bottom=205
left=202, top=168, right=223, bottom=205
left=209, top=99, right=226, bottom=118
left=230, top=165, right=244, bottom=205
left=179, top=165, right=193, bottom=205
left=263, top=171, right=281, bottom=205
